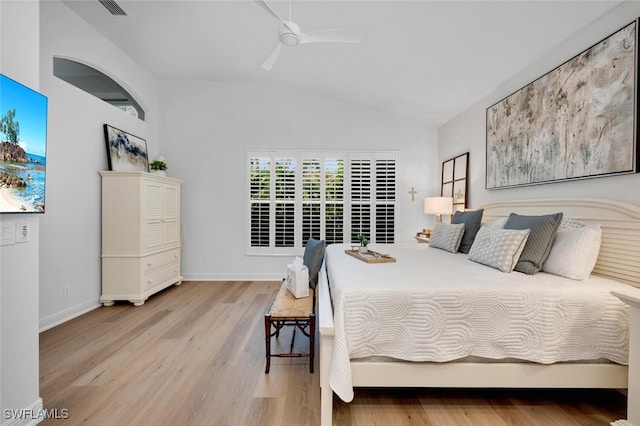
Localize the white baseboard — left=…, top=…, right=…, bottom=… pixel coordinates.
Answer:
left=181, top=272, right=282, bottom=281
left=39, top=300, right=100, bottom=332
left=38, top=277, right=278, bottom=332
left=1, top=397, right=43, bottom=426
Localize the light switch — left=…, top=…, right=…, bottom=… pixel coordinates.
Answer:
left=0, top=222, right=15, bottom=246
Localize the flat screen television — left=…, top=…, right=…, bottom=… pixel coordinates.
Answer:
left=0, top=74, right=48, bottom=213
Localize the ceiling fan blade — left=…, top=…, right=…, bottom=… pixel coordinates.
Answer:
left=261, top=41, right=283, bottom=71
left=299, top=29, right=364, bottom=44
left=255, top=0, right=296, bottom=33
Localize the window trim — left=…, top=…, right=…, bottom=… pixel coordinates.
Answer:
left=53, top=57, right=145, bottom=121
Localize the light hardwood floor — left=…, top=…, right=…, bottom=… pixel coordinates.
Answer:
left=40, top=281, right=626, bottom=425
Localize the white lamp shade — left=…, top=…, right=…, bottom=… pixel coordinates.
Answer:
left=424, top=196, right=453, bottom=215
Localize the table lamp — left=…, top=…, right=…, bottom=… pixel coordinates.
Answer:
left=424, top=196, right=453, bottom=223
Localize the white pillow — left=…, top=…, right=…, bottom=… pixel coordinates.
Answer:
left=557, top=217, right=584, bottom=233
left=428, top=223, right=465, bottom=253
left=468, top=226, right=531, bottom=273
left=542, top=224, right=602, bottom=280
left=483, top=217, right=507, bottom=229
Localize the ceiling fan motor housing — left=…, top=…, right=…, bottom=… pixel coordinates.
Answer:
left=280, top=21, right=301, bottom=46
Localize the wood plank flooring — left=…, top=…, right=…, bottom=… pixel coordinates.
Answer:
left=39, top=281, right=626, bottom=425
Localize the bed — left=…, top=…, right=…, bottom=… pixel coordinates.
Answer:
left=317, top=198, right=640, bottom=426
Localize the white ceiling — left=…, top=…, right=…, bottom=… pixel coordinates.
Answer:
left=61, top=0, right=622, bottom=126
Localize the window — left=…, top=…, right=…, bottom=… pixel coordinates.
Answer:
left=247, top=151, right=397, bottom=254
left=53, top=57, right=145, bottom=120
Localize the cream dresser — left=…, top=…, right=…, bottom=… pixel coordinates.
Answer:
left=100, top=171, right=183, bottom=306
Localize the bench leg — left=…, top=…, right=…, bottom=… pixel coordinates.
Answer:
left=310, top=314, right=316, bottom=373
left=264, top=314, right=271, bottom=374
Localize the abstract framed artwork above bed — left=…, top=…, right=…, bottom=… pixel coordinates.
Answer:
left=486, top=19, right=639, bottom=190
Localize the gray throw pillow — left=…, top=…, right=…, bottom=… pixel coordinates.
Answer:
left=303, top=238, right=326, bottom=289
left=428, top=223, right=465, bottom=253
left=451, top=209, right=484, bottom=254
left=468, top=226, right=531, bottom=273
left=503, top=212, right=563, bottom=275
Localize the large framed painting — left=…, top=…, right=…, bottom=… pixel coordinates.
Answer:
left=486, top=19, right=638, bottom=190
left=0, top=74, right=48, bottom=214
left=104, top=124, right=149, bottom=172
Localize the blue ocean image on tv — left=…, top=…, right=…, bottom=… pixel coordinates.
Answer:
left=0, top=74, right=48, bottom=213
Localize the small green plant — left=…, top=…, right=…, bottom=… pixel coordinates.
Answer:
left=357, top=234, right=369, bottom=247
left=150, top=159, right=168, bottom=171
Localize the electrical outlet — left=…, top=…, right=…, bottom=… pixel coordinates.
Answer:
left=63, top=286, right=70, bottom=297
left=16, top=222, right=29, bottom=243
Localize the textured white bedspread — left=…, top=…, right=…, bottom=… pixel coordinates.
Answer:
left=325, top=243, right=631, bottom=402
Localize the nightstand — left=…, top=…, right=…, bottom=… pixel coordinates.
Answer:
left=612, top=289, right=640, bottom=425
left=414, top=235, right=430, bottom=243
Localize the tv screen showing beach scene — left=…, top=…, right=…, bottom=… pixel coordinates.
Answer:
left=0, top=74, right=47, bottom=213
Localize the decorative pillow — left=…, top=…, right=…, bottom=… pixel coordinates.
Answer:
left=542, top=224, right=602, bottom=280
left=451, top=209, right=484, bottom=254
left=483, top=217, right=507, bottom=229
left=504, top=212, right=563, bottom=275
left=303, top=238, right=326, bottom=289
left=468, top=226, right=531, bottom=272
left=428, top=223, right=465, bottom=253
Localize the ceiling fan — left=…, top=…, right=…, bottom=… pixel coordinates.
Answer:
left=256, top=0, right=364, bottom=70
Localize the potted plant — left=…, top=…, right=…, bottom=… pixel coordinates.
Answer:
left=357, top=233, right=369, bottom=254
left=149, top=156, right=168, bottom=176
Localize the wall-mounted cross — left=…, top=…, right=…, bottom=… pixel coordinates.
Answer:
left=408, top=187, right=417, bottom=201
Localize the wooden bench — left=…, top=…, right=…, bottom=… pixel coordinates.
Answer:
left=264, top=281, right=315, bottom=373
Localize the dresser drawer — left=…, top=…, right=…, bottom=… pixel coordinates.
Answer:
left=143, top=248, right=180, bottom=272
left=143, top=261, right=180, bottom=290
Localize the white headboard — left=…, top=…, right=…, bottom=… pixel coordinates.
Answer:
left=478, top=198, right=640, bottom=288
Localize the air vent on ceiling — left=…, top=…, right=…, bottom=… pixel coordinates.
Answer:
left=98, top=0, right=127, bottom=16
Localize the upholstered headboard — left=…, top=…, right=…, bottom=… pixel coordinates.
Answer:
left=478, top=198, right=640, bottom=288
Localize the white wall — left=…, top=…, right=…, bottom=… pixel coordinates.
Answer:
left=38, top=1, right=159, bottom=330
left=438, top=1, right=640, bottom=208
left=159, top=81, right=437, bottom=280
left=0, top=0, right=43, bottom=421
left=35, top=0, right=436, bottom=326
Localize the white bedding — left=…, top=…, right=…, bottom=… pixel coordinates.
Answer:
left=325, top=243, right=631, bottom=402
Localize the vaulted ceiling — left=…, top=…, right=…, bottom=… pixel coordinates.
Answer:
left=61, top=0, right=622, bottom=125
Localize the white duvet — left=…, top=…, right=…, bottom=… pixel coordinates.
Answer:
left=325, top=243, right=631, bottom=402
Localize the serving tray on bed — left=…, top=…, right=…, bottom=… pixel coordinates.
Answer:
left=345, top=249, right=396, bottom=263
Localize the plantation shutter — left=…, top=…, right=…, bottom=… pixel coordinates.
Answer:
left=248, top=151, right=395, bottom=254
left=274, top=157, right=296, bottom=248
left=302, top=158, right=321, bottom=245
left=324, top=157, right=344, bottom=244
left=349, top=158, right=372, bottom=243
left=249, top=156, right=270, bottom=247
left=375, top=158, right=396, bottom=243
left=348, top=152, right=397, bottom=244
